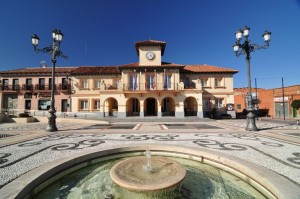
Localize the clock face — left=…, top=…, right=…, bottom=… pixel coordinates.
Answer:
left=146, top=52, right=155, bottom=60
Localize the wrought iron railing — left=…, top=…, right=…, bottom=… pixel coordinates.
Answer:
left=122, top=83, right=178, bottom=91
left=0, top=84, right=71, bottom=92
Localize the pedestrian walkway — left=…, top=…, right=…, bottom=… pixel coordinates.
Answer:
left=0, top=118, right=299, bottom=196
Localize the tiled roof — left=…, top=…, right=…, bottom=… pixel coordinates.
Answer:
left=0, top=67, right=77, bottom=75
left=183, top=65, right=238, bottom=74
left=118, top=62, right=184, bottom=68
left=134, top=40, right=166, bottom=56
left=70, top=66, right=120, bottom=75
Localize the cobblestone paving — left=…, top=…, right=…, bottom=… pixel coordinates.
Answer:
left=0, top=120, right=299, bottom=192
left=219, top=119, right=300, bottom=130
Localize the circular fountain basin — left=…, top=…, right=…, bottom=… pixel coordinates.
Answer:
left=1, top=145, right=299, bottom=199
left=110, top=156, right=186, bottom=191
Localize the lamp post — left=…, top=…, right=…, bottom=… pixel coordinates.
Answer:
left=233, top=26, right=271, bottom=131
left=31, top=29, right=68, bottom=132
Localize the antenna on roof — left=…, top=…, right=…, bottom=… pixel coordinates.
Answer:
left=40, top=61, right=47, bottom=68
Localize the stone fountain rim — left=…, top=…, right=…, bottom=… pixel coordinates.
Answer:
left=0, top=144, right=299, bottom=199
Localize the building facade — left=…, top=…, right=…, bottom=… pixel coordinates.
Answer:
left=234, top=85, right=300, bottom=119
left=0, top=67, right=74, bottom=115
left=0, top=40, right=238, bottom=118
left=70, top=40, right=238, bottom=118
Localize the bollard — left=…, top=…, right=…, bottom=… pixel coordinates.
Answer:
left=297, top=120, right=299, bottom=125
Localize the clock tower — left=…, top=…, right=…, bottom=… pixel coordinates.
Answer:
left=135, top=40, right=166, bottom=66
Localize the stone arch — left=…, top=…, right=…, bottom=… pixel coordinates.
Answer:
left=161, top=97, right=175, bottom=116
left=103, top=97, right=118, bottom=117
left=126, top=97, right=140, bottom=116
left=184, top=97, right=198, bottom=116
left=144, top=97, right=157, bottom=116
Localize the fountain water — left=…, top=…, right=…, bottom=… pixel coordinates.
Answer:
left=143, top=149, right=152, bottom=172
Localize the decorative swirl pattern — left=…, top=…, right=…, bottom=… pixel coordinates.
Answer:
left=152, top=134, right=179, bottom=141
left=122, top=135, right=150, bottom=140
left=287, top=153, right=300, bottom=165
left=1, top=139, right=105, bottom=168
left=0, top=153, right=11, bottom=164
left=193, top=140, right=247, bottom=151
left=193, top=139, right=300, bottom=169
left=121, top=134, right=180, bottom=141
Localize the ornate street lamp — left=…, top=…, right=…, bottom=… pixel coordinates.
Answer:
left=31, top=29, right=68, bottom=132
left=233, top=26, right=271, bottom=131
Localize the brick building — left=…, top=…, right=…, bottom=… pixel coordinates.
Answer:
left=234, top=85, right=300, bottom=119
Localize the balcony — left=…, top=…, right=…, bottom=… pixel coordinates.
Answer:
left=0, top=84, right=71, bottom=93
left=122, top=83, right=179, bottom=92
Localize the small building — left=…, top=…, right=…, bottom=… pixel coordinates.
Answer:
left=234, top=85, right=300, bottom=119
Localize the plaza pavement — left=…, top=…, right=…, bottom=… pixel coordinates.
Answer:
left=0, top=116, right=300, bottom=197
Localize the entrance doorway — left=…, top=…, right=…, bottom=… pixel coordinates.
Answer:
left=145, top=98, right=156, bottom=116
left=162, top=97, right=175, bottom=116
left=61, top=99, right=68, bottom=112
left=25, top=100, right=31, bottom=110
left=275, top=102, right=289, bottom=118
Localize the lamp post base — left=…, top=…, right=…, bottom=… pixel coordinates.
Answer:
left=46, top=108, right=58, bottom=132
left=245, top=111, right=259, bottom=131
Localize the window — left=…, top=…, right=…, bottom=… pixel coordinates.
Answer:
left=38, top=100, right=51, bottom=110
left=61, top=78, right=68, bottom=90
left=113, top=79, right=119, bottom=89
left=146, top=74, right=156, bottom=90
left=237, top=104, right=241, bottom=109
left=203, top=99, right=210, bottom=110
left=93, top=99, right=100, bottom=109
left=164, top=74, right=172, bottom=89
left=39, top=78, right=45, bottom=90
left=183, top=78, right=193, bottom=89
left=216, top=98, right=224, bottom=108
left=26, top=78, right=32, bottom=90
left=201, top=79, right=208, bottom=87
left=130, top=75, right=138, bottom=90
left=79, top=99, right=89, bottom=109
left=215, top=78, right=223, bottom=87
left=48, top=78, right=52, bottom=90
left=2, top=79, right=9, bottom=90
left=81, top=79, right=88, bottom=89
left=13, top=79, right=19, bottom=90
left=94, top=79, right=101, bottom=89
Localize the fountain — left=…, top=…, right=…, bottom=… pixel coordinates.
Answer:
left=2, top=145, right=298, bottom=199
left=110, top=149, right=186, bottom=191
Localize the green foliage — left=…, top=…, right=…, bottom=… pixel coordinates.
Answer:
left=291, top=100, right=300, bottom=109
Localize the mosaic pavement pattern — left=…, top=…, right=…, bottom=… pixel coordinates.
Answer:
left=0, top=132, right=299, bottom=190
left=220, top=120, right=300, bottom=130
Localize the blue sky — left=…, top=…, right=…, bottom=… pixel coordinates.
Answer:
left=0, top=0, right=299, bottom=89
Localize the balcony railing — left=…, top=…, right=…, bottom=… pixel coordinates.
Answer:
left=0, top=84, right=71, bottom=92
left=122, top=83, right=178, bottom=91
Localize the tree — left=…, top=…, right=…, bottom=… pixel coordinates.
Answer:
left=291, top=100, right=300, bottom=109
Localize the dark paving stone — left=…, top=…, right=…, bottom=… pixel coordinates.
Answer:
left=191, top=124, right=223, bottom=129
left=285, top=133, right=300, bottom=137
left=79, top=124, right=112, bottom=130
left=163, top=124, right=193, bottom=129
left=108, top=124, right=136, bottom=129
left=0, top=134, right=17, bottom=139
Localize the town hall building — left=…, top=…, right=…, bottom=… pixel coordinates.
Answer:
left=0, top=40, right=238, bottom=118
